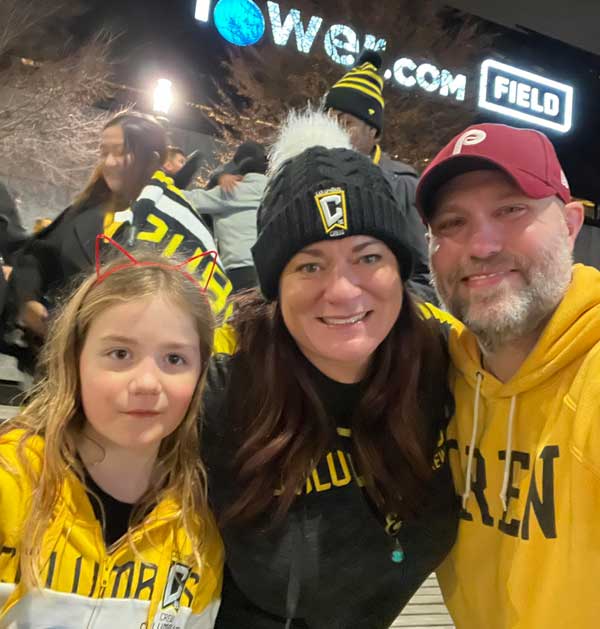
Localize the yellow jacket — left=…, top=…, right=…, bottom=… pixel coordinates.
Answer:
left=438, top=264, right=600, bottom=628
left=0, top=429, right=223, bottom=628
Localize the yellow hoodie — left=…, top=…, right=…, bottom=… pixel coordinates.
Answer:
left=0, top=429, right=223, bottom=628
left=437, top=264, right=600, bottom=628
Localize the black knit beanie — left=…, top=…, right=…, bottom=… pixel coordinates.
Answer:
left=324, top=50, right=385, bottom=135
left=251, top=146, right=416, bottom=300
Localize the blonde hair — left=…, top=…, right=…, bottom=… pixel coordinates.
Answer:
left=0, top=248, right=214, bottom=588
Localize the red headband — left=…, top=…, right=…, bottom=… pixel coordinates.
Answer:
left=94, top=234, right=218, bottom=292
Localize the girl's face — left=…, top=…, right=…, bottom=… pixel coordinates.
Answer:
left=79, top=296, right=201, bottom=456
left=100, top=124, right=131, bottom=195
left=279, top=235, right=403, bottom=383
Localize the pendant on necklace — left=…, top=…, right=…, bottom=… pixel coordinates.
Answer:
left=391, top=540, right=405, bottom=563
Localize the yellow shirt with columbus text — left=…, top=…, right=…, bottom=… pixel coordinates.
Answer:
left=0, top=429, right=223, bottom=628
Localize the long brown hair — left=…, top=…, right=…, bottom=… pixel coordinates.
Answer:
left=0, top=249, right=214, bottom=588
left=223, top=288, right=450, bottom=525
left=73, top=111, right=167, bottom=212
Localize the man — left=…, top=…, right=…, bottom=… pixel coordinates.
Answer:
left=186, top=141, right=267, bottom=292
left=323, top=50, right=434, bottom=302
left=416, top=123, right=598, bottom=628
left=162, top=146, right=187, bottom=176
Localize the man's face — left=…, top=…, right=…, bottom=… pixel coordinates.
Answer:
left=428, top=169, right=583, bottom=351
left=163, top=152, right=186, bottom=175
left=329, top=109, right=378, bottom=156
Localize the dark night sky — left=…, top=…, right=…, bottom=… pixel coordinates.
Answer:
left=72, top=0, right=600, bottom=203
left=447, top=0, right=600, bottom=55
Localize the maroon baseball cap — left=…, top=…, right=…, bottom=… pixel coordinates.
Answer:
left=416, top=123, right=571, bottom=221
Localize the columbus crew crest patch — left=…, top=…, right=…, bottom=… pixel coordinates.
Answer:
left=162, top=562, right=191, bottom=610
left=314, top=187, right=348, bottom=237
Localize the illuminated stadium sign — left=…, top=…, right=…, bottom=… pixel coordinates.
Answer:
left=194, top=1, right=576, bottom=132
left=194, top=0, right=467, bottom=101
left=478, top=59, right=573, bottom=133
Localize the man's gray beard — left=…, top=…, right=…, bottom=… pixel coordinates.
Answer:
left=431, top=235, right=573, bottom=353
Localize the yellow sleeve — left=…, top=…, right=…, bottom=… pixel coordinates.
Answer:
left=568, top=342, right=600, bottom=478
left=213, top=322, right=238, bottom=356
left=0, top=435, right=36, bottom=582
left=419, top=302, right=464, bottom=332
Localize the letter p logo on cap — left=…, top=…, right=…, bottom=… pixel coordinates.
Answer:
left=453, top=129, right=487, bottom=155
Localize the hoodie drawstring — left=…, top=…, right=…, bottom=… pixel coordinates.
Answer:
left=499, top=395, right=517, bottom=512
left=462, top=371, right=483, bottom=509
left=462, top=372, right=519, bottom=514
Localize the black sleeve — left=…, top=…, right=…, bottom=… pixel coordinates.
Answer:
left=9, top=249, right=49, bottom=306
left=390, top=173, right=438, bottom=304
left=201, top=353, right=244, bottom=514
left=173, top=150, right=205, bottom=190
left=7, top=208, right=71, bottom=308
left=0, top=217, right=28, bottom=264
left=201, top=353, right=234, bottom=460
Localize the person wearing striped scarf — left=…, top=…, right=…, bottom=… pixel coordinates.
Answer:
left=324, top=50, right=435, bottom=303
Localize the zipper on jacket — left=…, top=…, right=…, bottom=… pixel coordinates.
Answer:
left=86, top=560, right=111, bottom=628
left=85, top=517, right=176, bottom=628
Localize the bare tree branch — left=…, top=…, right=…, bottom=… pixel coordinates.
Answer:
left=0, top=0, right=66, bottom=57
left=0, top=0, right=116, bottom=191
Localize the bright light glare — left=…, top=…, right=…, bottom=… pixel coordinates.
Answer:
left=195, top=0, right=211, bottom=22
left=153, top=78, right=173, bottom=115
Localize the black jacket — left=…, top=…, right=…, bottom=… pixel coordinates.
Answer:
left=376, top=152, right=436, bottom=304
left=202, top=351, right=458, bottom=629
left=574, top=222, right=600, bottom=270
left=8, top=202, right=105, bottom=311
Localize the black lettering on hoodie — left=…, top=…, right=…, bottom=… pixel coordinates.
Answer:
left=522, top=445, right=559, bottom=540
left=112, top=560, right=135, bottom=598
left=453, top=440, right=494, bottom=527
left=135, top=562, right=158, bottom=600
left=498, top=451, right=530, bottom=537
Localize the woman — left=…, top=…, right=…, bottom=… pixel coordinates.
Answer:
left=202, top=110, right=458, bottom=628
left=8, top=111, right=167, bottom=344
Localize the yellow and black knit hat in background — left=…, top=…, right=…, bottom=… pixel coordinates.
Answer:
left=324, top=50, right=385, bottom=135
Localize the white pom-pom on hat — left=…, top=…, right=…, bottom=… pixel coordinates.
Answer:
left=268, top=107, right=352, bottom=177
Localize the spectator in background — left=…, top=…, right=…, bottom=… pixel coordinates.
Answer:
left=163, top=145, right=187, bottom=176
left=8, top=111, right=167, bottom=344
left=0, top=182, right=27, bottom=265
left=323, top=50, right=435, bottom=303
left=0, top=182, right=26, bottom=324
left=186, top=141, right=267, bottom=293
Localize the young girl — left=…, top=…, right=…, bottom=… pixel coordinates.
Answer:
left=0, top=239, right=223, bottom=628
